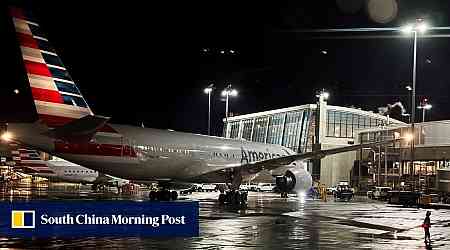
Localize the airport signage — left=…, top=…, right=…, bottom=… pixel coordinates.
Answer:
left=0, top=201, right=199, bottom=238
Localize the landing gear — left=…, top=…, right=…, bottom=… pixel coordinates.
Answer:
left=171, top=190, right=178, bottom=200
left=149, top=190, right=157, bottom=200
left=92, top=184, right=107, bottom=192
left=149, top=189, right=178, bottom=201
left=280, top=192, right=288, bottom=198
left=218, top=190, right=248, bottom=206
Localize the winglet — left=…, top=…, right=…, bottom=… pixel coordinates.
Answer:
left=44, top=115, right=110, bottom=142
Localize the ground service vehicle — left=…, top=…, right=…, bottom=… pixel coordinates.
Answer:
left=334, top=184, right=353, bottom=201
left=388, top=191, right=420, bottom=207
left=368, top=186, right=392, bottom=200
left=373, top=187, right=392, bottom=200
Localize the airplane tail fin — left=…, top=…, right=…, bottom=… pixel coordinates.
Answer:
left=9, top=6, right=94, bottom=128
left=9, top=143, right=55, bottom=174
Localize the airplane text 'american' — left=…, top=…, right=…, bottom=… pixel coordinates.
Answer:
left=241, top=147, right=287, bottom=163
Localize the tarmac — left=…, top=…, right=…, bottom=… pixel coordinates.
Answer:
left=0, top=181, right=448, bottom=249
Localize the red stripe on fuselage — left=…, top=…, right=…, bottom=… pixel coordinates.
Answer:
left=31, top=87, right=63, bottom=104
left=55, top=142, right=136, bottom=157
left=24, top=60, right=52, bottom=77
left=16, top=33, right=38, bottom=49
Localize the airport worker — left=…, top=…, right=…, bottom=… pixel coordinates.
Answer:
left=422, top=211, right=431, bottom=244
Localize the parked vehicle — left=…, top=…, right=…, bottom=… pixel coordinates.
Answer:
left=388, top=191, right=420, bottom=207
left=333, top=184, right=353, bottom=201
left=326, top=186, right=337, bottom=195
left=179, top=185, right=195, bottom=195
left=248, top=184, right=258, bottom=191
left=257, top=183, right=275, bottom=192
left=368, top=186, right=392, bottom=200
left=201, top=184, right=217, bottom=192
left=192, top=183, right=203, bottom=192
left=240, top=184, right=250, bottom=191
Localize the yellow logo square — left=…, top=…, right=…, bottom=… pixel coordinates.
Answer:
left=11, top=210, right=35, bottom=229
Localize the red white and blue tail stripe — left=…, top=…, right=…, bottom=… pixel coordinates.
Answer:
left=10, top=143, right=55, bottom=174
left=9, top=7, right=93, bottom=128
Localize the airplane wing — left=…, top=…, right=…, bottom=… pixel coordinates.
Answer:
left=243, top=138, right=401, bottom=173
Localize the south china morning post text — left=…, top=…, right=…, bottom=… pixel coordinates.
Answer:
left=40, top=213, right=186, bottom=227
left=0, top=201, right=199, bottom=238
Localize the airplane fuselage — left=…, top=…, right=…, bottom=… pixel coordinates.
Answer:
left=8, top=122, right=299, bottom=183
left=37, top=159, right=99, bottom=183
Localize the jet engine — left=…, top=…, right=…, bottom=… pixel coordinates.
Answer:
left=275, top=165, right=312, bottom=194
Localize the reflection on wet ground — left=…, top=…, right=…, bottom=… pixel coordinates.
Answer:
left=0, top=182, right=448, bottom=249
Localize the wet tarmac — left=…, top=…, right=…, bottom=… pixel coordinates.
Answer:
left=0, top=182, right=448, bottom=249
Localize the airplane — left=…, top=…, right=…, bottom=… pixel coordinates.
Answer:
left=1, top=6, right=403, bottom=204
left=11, top=147, right=98, bottom=184
left=10, top=146, right=129, bottom=187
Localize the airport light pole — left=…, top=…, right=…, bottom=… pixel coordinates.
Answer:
left=314, top=89, right=329, bottom=149
left=314, top=89, right=329, bottom=181
left=405, top=85, right=412, bottom=123
left=417, top=100, right=432, bottom=123
left=221, top=84, right=238, bottom=125
left=204, top=84, right=215, bottom=135
left=402, top=19, right=428, bottom=190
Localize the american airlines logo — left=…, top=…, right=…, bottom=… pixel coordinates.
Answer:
left=241, top=147, right=288, bottom=163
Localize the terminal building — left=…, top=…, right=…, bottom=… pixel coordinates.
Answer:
left=223, top=97, right=405, bottom=187
left=357, top=120, right=450, bottom=192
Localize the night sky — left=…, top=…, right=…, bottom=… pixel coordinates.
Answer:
left=1, top=1, right=450, bottom=136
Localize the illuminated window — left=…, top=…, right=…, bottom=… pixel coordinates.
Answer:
left=267, top=113, right=284, bottom=145
left=252, top=117, right=268, bottom=143
left=282, top=111, right=302, bottom=150
left=229, top=122, right=240, bottom=139
left=242, top=119, right=253, bottom=140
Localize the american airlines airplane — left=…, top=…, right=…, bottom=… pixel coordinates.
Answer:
left=2, top=7, right=400, bottom=203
